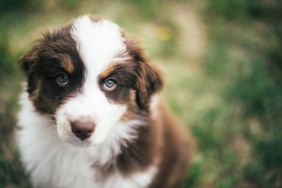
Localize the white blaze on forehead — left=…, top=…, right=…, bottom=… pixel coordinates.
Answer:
left=56, top=16, right=128, bottom=145
left=71, top=15, right=126, bottom=73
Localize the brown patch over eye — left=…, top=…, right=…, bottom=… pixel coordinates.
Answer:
left=98, top=62, right=137, bottom=104
left=19, top=24, right=85, bottom=115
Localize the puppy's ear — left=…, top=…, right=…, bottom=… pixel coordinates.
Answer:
left=136, top=61, right=163, bottom=110
left=19, top=45, right=40, bottom=94
left=125, top=36, right=163, bottom=110
left=19, top=49, right=38, bottom=74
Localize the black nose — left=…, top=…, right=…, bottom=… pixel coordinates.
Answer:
left=70, top=120, right=95, bottom=141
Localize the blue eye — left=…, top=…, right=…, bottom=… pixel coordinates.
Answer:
left=56, top=73, right=69, bottom=86
left=103, top=79, right=117, bottom=91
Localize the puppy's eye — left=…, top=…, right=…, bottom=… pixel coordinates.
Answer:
left=56, top=73, right=69, bottom=86
left=103, top=79, right=117, bottom=91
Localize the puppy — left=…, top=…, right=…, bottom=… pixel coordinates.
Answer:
left=17, top=15, right=194, bottom=188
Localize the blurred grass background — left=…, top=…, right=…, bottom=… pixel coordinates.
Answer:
left=0, top=0, right=281, bottom=187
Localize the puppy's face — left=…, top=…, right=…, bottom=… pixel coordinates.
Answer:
left=20, top=16, right=162, bottom=146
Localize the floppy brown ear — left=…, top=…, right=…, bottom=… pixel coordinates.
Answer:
left=125, top=36, right=163, bottom=110
left=19, top=45, right=40, bottom=94
left=19, top=50, right=37, bottom=74
left=136, top=61, right=163, bottom=110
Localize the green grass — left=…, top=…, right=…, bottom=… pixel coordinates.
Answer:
left=0, top=0, right=281, bottom=187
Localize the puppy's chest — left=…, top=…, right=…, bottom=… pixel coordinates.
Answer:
left=26, top=141, right=156, bottom=188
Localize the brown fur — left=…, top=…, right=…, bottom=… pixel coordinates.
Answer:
left=123, top=33, right=163, bottom=110
left=61, top=54, right=74, bottom=73
left=19, top=24, right=85, bottom=115
left=149, top=102, right=194, bottom=188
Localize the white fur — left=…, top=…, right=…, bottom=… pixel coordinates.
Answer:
left=56, top=16, right=128, bottom=145
left=17, top=92, right=156, bottom=188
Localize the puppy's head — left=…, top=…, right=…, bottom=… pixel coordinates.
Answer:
left=20, top=15, right=163, bottom=146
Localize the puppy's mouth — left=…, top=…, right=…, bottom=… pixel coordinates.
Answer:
left=65, top=136, right=93, bottom=147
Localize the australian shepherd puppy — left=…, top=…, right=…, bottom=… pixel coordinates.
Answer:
left=17, top=15, right=193, bottom=188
